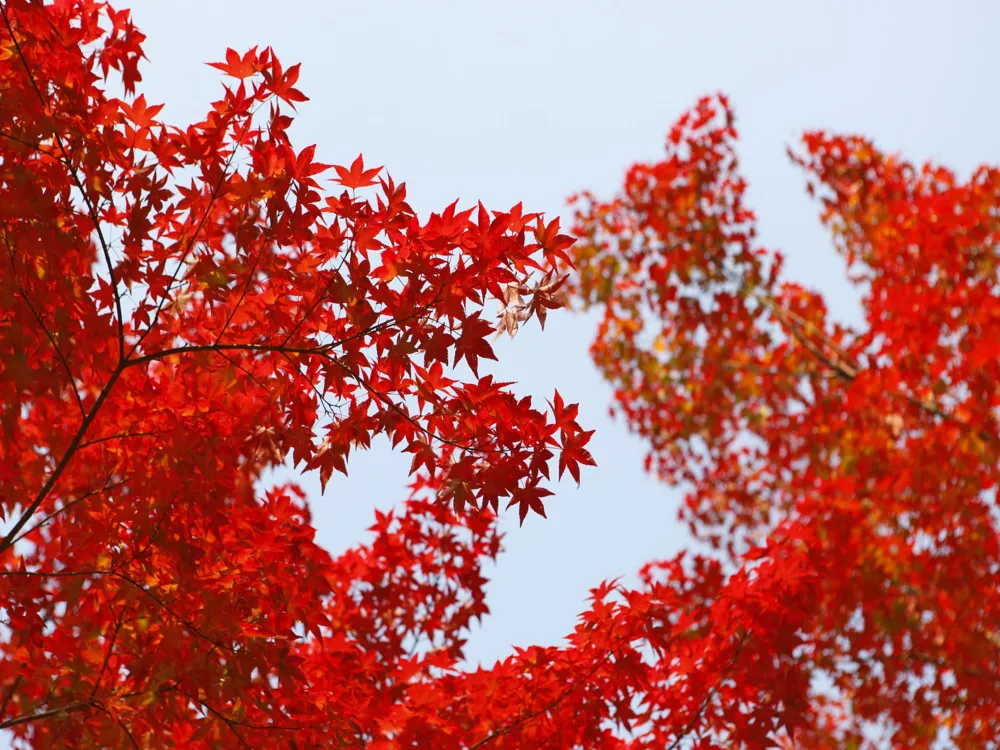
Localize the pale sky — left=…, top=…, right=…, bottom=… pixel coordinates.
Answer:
left=6, top=1, right=1000, bottom=745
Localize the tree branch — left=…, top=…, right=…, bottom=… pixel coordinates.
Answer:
left=129, top=102, right=261, bottom=359
left=666, top=628, right=751, bottom=750
left=1, top=225, right=86, bottom=418
left=89, top=608, right=125, bottom=698
left=469, top=651, right=612, bottom=748
left=1, top=2, right=126, bottom=362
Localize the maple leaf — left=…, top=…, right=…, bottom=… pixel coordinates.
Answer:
left=493, top=281, right=530, bottom=339
left=535, top=216, right=576, bottom=268
left=453, top=313, right=498, bottom=377
left=548, top=389, right=580, bottom=433
left=265, top=56, right=308, bottom=106
left=506, top=484, right=553, bottom=525
left=524, top=272, right=569, bottom=330
left=306, top=438, right=349, bottom=493
left=557, top=429, right=595, bottom=485
left=119, top=94, right=164, bottom=127
left=333, top=154, right=383, bottom=190
left=207, top=47, right=260, bottom=79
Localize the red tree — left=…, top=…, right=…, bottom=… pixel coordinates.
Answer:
left=3, top=2, right=998, bottom=748
left=568, top=94, right=1000, bottom=746
left=0, top=1, right=598, bottom=745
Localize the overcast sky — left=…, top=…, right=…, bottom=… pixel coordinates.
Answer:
left=6, top=2, right=1000, bottom=745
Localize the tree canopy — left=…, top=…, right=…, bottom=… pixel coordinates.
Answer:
left=2, top=1, right=998, bottom=747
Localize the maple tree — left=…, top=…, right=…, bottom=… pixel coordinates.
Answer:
left=2, top=1, right=998, bottom=748
left=0, top=0, right=601, bottom=746
left=567, top=95, right=1000, bottom=746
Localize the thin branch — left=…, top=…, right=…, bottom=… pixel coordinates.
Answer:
left=110, top=568, right=235, bottom=654
left=278, top=239, right=355, bottom=347
left=280, top=261, right=449, bottom=352
left=127, top=496, right=176, bottom=563
left=0, top=683, right=179, bottom=732
left=1, top=567, right=234, bottom=654
left=665, top=628, right=751, bottom=750
left=186, top=692, right=252, bottom=749
left=130, top=103, right=261, bottom=359
left=713, top=357, right=833, bottom=381
left=77, top=431, right=159, bottom=451
left=0, top=674, right=23, bottom=719
left=213, top=221, right=271, bottom=345
left=131, top=334, right=506, bottom=456
left=1, top=298, right=433, bottom=553
left=279, top=351, right=339, bottom=417
left=90, top=608, right=126, bottom=698
left=0, top=365, right=124, bottom=554
left=10, top=477, right=126, bottom=547
left=469, top=651, right=613, bottom=749
left=704, top=245, right=998, bottom=445
left=114, top=715, right=142, bottom=750
left=330, top=356, right=503, bottom=456
left=217, top=349, right=271, bottom=394
left=0, top=697, right=96, bottom=730
left=0, top=130, right=74, bottom=169
left=128, top=341, right=338, bottom=367
left=1, top=2, right=126, bottom=361
left=2, top=226, right=86, bottom=418
left=128, top=297, right=438, bottom=369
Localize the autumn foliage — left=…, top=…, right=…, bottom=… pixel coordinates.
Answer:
left=2, top=1, right=999, bottom=748
left=568, top=95, right=1000, bottom=745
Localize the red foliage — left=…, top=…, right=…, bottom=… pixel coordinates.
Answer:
left=2, top=2, right=997, bottom=748
left=0, top=1, right=597, bottom=745
left=569, top=93, right=1000, bottom=746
